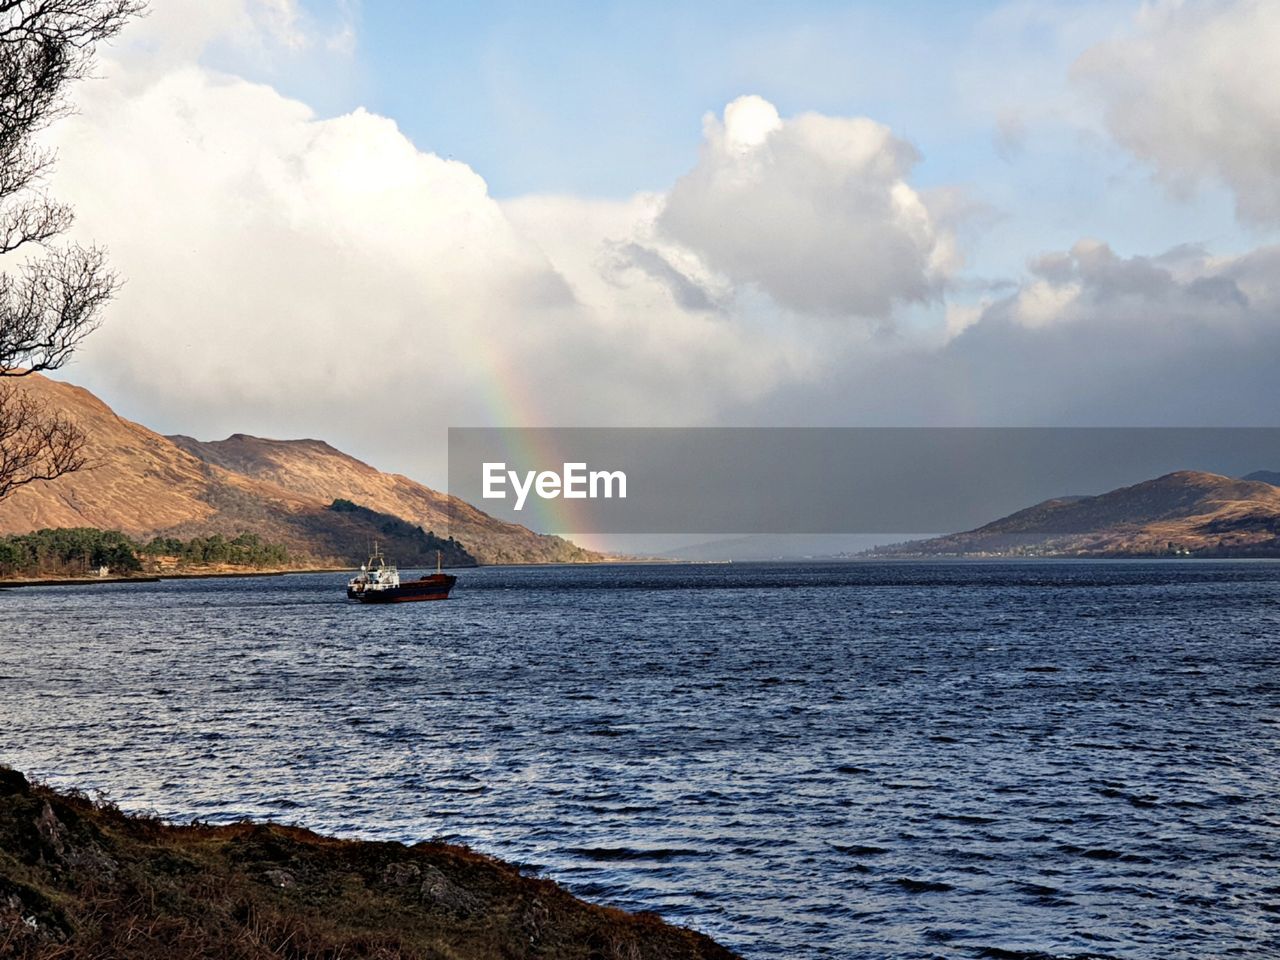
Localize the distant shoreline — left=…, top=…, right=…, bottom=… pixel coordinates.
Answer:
left=7, top=555, right=1280, bottom=589
left=0, top=559, right=644, bottom=588
left=0, top=567, right=345, bottom=588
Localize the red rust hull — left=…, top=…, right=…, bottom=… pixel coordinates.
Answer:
left=348, top=573, right=457, bottom=603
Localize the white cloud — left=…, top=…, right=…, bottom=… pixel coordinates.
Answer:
left=657, top=95, right=958, bottom=319
left=978, top=238, right=1273, bottom=331
left=748, top=238, right=1280, bottom=427
left=943, top=301, right=987, bottom=339
left=113, top=0, right=299, bottom=72
left=501, top=191, right=815, bottom=404
left=1075, top=0, right=1280, bottom=224
left=43, top=30, right=851, bottom=481
left=57, top=67, right=571, bottom=391
left=43, top=0, right=1280, bottom=491
left=109, top=0, right=357, bottom=92
left=38, top=0, right=970, bottom=490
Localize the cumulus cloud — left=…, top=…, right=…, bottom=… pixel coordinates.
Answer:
left=756, top=239, right=1280, bottom=427
left=609, top=243, right=722, bottom=313
left=657, top=95, right=958, bottom=319
left=42, top=29, right=840, bottom=481
left=43, top=0, right=1280, bottom=501
left=55, top=68, right=575, bottom=404
left=113, top=0, right=327, bottom=75
left=42, top=8, right=965, bottom=489
left=500, top=191, right=814, bottom=402
left=1075, top=0, right=1280, bottom=224
left=975, top=239, right=1273, bottom=332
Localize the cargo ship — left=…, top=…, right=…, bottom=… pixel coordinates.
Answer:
left=346, top=546, right=456, bottom=603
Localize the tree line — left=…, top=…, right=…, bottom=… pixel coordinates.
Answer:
left=326, top=499, right=475, bottom=566
left=0, top=528, right=289, bottom=577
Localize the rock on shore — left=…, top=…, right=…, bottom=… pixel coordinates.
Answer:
left=0, top=768, right=739, bottom=959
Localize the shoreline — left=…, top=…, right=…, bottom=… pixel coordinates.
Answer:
left=0, top=567, right=345, bottom=588
left=0, top=768, right=739, bottom=959
left=0, top=558, right=662, bottom=588
left=5, top=554, right=1278, bottom=589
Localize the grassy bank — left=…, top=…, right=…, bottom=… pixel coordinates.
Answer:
left=0, top=769, right=737, bottom=959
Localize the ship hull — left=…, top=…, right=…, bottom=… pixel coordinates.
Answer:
left=348, top=573, right=457, bottom=603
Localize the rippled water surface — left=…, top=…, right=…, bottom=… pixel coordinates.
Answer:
left=3, top=561, right=1279, bottom=958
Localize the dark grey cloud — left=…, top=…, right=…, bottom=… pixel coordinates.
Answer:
left=610, top=242, right=721, bottom=313
left=740, top=241, right=1280, bottom=428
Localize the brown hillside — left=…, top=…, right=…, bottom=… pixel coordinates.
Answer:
left=877, top=470, right=1280, bottom=557
left=0, top=376, right=305, bottom=535
left=0, top=376, right=598, bottom=565
left=169, top=434, right=597, bottom=565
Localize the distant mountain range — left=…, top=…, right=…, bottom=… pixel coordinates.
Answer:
left=875, top=470, right=1280, bottom=557
left=1242, top=469, right=1280, bottom=486
left=11, top=375, right=1279, bottom=563
left=0, top=375, right=599, bottom=566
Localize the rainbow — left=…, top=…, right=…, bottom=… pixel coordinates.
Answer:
left=466, top=348, right=583, bottom=537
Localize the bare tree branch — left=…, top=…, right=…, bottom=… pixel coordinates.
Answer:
left=0, top=244, right=115, bottom=373
left=0, top=0, right=143, bottom=501
left=0, top=378, right=86, bottom=499
left=0, top=193, right=72, bottom=253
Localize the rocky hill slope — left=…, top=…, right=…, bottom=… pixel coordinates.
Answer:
left=167, top=432, right=595, bottom=565
left=0, top=376, right=597, bottom=565
left=875, top=470, right=1280, bottom=557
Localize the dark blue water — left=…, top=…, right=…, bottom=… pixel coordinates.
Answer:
left=2, top=561, right=1278, bottom=958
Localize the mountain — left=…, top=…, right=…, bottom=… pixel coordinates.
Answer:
left=874, top=470, right=1280, bottom=557
left=649, top=533, right=905, bottom=561
left=1242, top=469, right=1280, bottom=487
left=0, top=375, right=599, bottom=565
left=164, top=432, right=594, bottom=564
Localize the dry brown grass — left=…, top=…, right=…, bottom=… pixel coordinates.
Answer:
left=0, top=769, right=737, bottom=960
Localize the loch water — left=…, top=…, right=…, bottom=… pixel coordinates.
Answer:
left=2, top=561, right=1278, bottom=958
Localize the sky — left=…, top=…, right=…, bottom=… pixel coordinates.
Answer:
left=28, top=0, right=1280, bottom=500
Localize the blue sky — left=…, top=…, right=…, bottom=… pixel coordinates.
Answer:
left=49, top=0, right=1280, bottom=492
left=246, top=0, right=1063, bottom=199
left=204, top=0, right=1257, bottom=284
left=346, top=0, right=994, bottom=196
